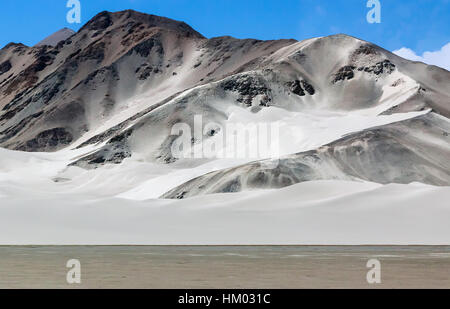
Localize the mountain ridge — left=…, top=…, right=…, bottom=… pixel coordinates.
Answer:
left=0, top=10, right=449, bottom=198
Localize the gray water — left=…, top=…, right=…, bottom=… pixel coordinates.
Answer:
left=0, top=246, right=449, bottom=288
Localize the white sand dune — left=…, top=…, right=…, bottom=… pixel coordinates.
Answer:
left=0, top=147, right=449, bottom=245
left=1, top=174, right=449, bottom=245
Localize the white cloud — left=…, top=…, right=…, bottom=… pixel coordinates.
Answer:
left=393, top=43, right=450, bottom=71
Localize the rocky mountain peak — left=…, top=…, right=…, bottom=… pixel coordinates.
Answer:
left=80, top=10, right=205, bottom=39
left=35, top=28, right=75, bottom=47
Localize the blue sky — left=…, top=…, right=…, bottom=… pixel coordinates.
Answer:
left=1, top=0, right=449, bottom=55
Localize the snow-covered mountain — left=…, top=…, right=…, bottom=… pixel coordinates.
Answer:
left=0, top=10, right=449, bottom=245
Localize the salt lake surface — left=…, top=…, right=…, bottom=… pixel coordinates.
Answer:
left=0, top=246, right=449, bottom=288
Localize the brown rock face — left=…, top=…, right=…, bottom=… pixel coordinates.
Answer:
left=0, top=10, right=294, bottom=152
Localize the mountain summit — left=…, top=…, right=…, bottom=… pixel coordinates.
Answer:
left=35, top=27, right=76, bottom=47
left=81, top=10, right=204, bottom=38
